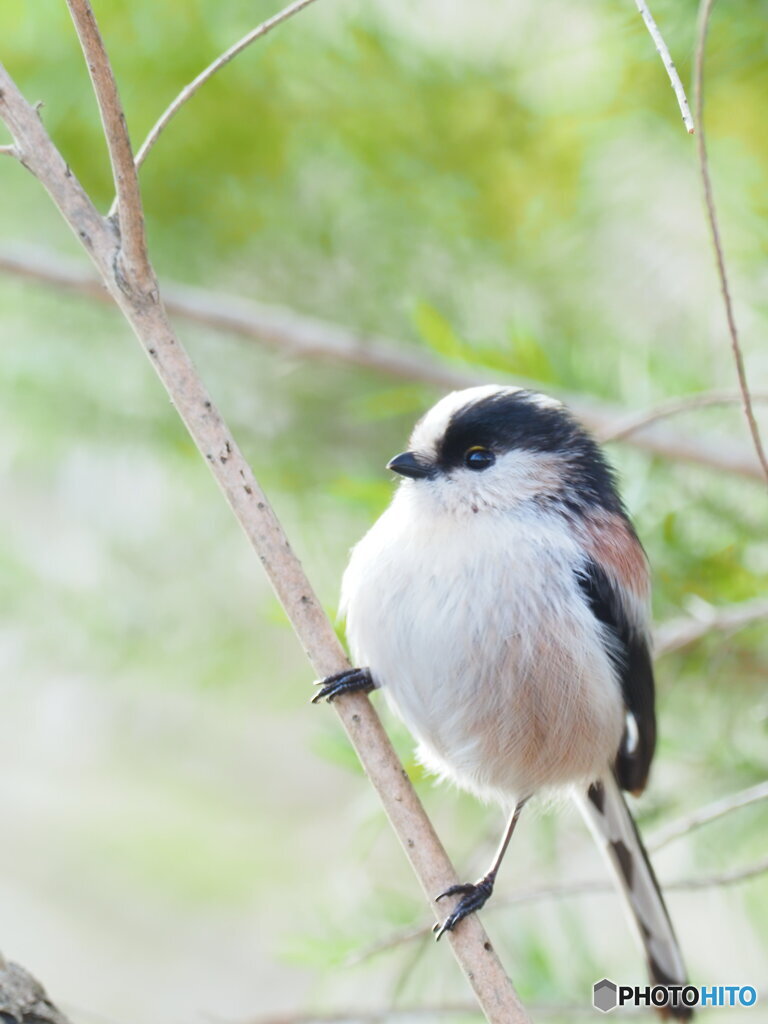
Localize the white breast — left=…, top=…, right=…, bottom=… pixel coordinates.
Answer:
left=341, top=486, right=625, bottom=807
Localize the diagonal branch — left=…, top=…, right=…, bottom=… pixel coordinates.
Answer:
left=598, top=389, right=768, bottom=442
left=694, top=0, right=768, bottom=487
left=0, top=244, right=764, bottom=483
left=347, top=854, right=768, bottom=965
left=131, top=0, right=321, bottom=178
left=0, top=53, right=529, bottom=1024
left=64, top=0, right=151, bottom=290
left=654, top=595, right=768, bottom=655
left=633, top=0, right=695, bottom=133
left=648, top=779, right=768, bottom=851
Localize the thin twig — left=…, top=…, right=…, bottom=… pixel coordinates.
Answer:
left=130, top=0, right=321, bottom=181
left=633, top=0, right=694, bottom=133
left=347, top=855, right=768, bottom=965
left=0, top=244, right=763, bottom=483
left=0, top=56, right=529, bottom=1024
left=694, top=0, right=768, bottom=487
left=598, top=389, right=768, bottom=442
left=654, top=595, right=768, bottom=655
left=648, top=780, right=768, bottom=852
left=64, top=0, right=151, bottom=291
left=0, top=143, right=19, bottom=157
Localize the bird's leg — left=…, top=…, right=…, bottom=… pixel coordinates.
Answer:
left=311, top=666, right=374, bottom=704
left=433, top=796, right=529, bottom=940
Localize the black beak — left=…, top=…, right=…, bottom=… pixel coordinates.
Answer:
left=387, top=451, right=435, bottom=480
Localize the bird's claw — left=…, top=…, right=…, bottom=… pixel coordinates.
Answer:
left=433, top=876, right=495, bottom=940
left=311, top=667, right=374, bottom=704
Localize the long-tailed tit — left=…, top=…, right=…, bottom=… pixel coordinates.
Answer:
left=314, top=385, right=690, bottom=1017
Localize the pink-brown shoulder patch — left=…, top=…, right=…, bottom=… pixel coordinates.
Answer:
left=581, top=511, right=650, bottom=603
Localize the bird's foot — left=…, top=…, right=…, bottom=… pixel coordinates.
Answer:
left=311, top=667, right=374, bottom=704
left=433, top=874, right=495, bottom=940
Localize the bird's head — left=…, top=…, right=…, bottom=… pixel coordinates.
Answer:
left=387, top=386, right=622, bottom=517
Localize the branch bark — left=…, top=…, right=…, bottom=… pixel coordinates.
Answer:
left=0, top=954, right=73, bottom=1024
left=0, top=30, right=529, bottom=1024
left=0, top=244, right=763, bottom=483
left=64, top=0, right=151, bottom=291
left=633, top=0, right=694, bottom=133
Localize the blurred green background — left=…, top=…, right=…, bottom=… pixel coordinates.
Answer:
left=0, top=0, right=766, bottom=1022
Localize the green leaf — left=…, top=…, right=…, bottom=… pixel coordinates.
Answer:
left=413, top=300, right=467, bottom=360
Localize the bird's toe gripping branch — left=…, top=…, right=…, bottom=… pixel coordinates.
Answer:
left=311, top=666, right=374, bottom=703
left=433, top=875, right=495, bottom=941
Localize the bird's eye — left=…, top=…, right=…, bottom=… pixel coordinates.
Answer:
left=464, top=446, right=495, bottom=471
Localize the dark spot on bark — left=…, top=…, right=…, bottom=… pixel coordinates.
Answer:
left=407, top=838, right=414, bottom=848
left=148, top=347, right=157, bottom=358
left=484, top=941, right=492, bottom=952
left=257, top=502, right=265, bottom=510
left=243, top=484, right=253, bottom=495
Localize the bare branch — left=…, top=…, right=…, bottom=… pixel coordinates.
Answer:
left=0, top=954, right=73, bottom=1024
left=131, top=0, right=321, bottom=177
left=598, top=389, right=768, bottom=442
left=64, top=0, right=152, bottom=290
left=654, top=595, right=768, bottom=655
left=348, top=855, right=768, bottom=965
left=694, top=0, right=768, bottom=487
left=633, top=0, right=694, bottom=133
left=0, top=66, right=529, bottom=1024
left=0, top=243, right=764, bottom=483
left=0, top=143, right=19, bottom=158
left=648, top=780, right=768, bottom=852
left=0, top=69, right=114, bottom=264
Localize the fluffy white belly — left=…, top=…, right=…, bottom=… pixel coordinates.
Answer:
left=342, top=495, right=624, bottom=806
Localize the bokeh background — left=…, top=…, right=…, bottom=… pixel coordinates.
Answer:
left=0, top=0, right=766, bottom=1021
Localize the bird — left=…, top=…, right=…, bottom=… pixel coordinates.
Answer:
left=313, top=384, right=691, bottom=1018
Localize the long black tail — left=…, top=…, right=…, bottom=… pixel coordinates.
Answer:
left=574, top=773, right=692, bottom=1020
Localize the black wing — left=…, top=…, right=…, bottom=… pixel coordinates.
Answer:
left=575, top=558, right=656, bottom=794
